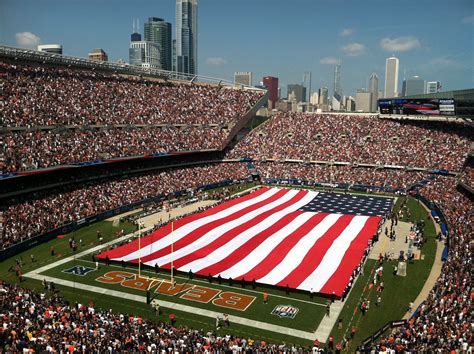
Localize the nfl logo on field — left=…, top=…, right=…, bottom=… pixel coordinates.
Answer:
left=271, top=305, right=299, bottom=319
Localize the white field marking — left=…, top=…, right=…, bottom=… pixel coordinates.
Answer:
left=24, top=273, right=325, bottom=341
left=68, top=258, right=328, bottom=307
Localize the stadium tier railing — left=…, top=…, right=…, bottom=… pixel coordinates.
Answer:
left=232, top=158, right=457, bottom=176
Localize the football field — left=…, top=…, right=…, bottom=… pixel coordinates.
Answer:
left=97, top=187, right=392, bottom=297
left=1, top=185, right=438, bottom=350
left=24, top=227, right=336, bottom=344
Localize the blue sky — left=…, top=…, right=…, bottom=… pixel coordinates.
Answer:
left=1, top=0, right=473, bottom=97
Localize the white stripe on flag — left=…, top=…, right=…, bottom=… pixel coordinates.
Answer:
left=144, top=188, right=301, bottom=267
left=256, top=213, right=342, bottom=285
left=217, top=212, right=317, bottom=279
left=298, top=215, right=369, bottom=292
left=178, top=191, right=319, bottom=273
left=117, top=187, right=281, bottom=261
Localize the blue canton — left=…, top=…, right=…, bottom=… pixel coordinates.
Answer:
left=299, top=192, right=393, bottom=216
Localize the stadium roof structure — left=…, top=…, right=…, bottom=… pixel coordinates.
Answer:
left=0, top=45, right=265, bottom=91
left=399, top=88, right=474, bottom=101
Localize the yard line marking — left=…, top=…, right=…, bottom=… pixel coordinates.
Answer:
left=24, top=273, right=324, bottom=341
left=76, top=258, right=327, bottom=307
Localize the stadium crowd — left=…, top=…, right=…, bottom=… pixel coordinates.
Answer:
left=0, top=282, right=306, bottom=353
left=1, top=61, right=263, bottom=127
left=228, top=113, right=472, bottom=171
left=254, top=162, right=427, bottom=190
left=377, top=176, right=473, bottom=352
left=3, top=163, right=249, bottom=250
left=459, top=164, right=474, bottom=189
left=3, top=162, right=434, bottom=250
left=1, top=60, right=263, bottom=172
left=4, top=127, right=226, bottom=171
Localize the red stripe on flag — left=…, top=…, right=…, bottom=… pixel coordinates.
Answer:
left=131, top=188, right=289, bottom=264
left=236, top=212, right=329, bottom=281
left=98, top=187, right=270, bottom=260
left=276, top=214, right=354, bottom=288
left=318, top=216, right=380, bottom=296
left=167, top=190, right=309, bottom=271
left=197, top=211, right=304, bottom=276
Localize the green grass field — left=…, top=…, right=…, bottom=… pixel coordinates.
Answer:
left=0, top=188, right=438, bottom=350
left=328, top=195, right=438, bottom=351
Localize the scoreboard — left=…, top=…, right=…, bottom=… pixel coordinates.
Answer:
left=378, top=98, right=455, bottom=116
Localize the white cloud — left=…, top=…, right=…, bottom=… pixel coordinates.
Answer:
left=461, top=15, right=474, bottom=24
left=206, top=57, right=227, bottom=66
left=15, top=32, right=42, bottom=49
left=320, top=56, right=339, bottom=65
left=341, top=43, right=365, bottom=56
left=340, top=28, right=354, bottom=37
left=380, top=36, right=420, bottom=52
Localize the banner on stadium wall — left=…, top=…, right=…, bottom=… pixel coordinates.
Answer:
left=378, top=98, right=455, bottom=116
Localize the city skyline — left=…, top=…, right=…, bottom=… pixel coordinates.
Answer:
left=0, top=0, right=472, bottom=96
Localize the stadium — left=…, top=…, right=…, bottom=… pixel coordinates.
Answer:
left=0, top=36, right=473, bottom=354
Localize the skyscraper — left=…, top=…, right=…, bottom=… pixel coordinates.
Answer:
left=318, top=87, right=328, bottom=106
left=333, top=63, right=341, bottom=97
left=176, top=0, right=198, bottom=75
left=403, top=76, right=426, bottom=96
left=287, top=84, right=306, bottom=103
left=369, top=73, right=379, bottom=112
left=345, top=96, right=356, bottom=112
left=303, top=72, right=312, bottom=102
left=129, top=41, right=160, bottom=68
left=263, top=76, right=279, bottom=109
left=384, top=56, right=399, bottom=98
left=426, top=81, right=441, bottom=94
left=355, top=89, right=372, bottom=112
left=172, top=39, right=176, bottom=72
left=144, top=17, right=172, bottom=71
left=234, top=72, right=252, bottom=86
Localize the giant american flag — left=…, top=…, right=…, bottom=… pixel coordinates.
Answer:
left=98, top=187, right=393, bottom=297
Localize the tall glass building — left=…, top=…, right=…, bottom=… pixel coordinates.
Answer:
left=144, top=17, right=172, bottom=71
left=333, top=64, right=341, bottom=98
left=384, top=56, right=399, bottom=98
left=176, top=0, right=198, bottom=75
